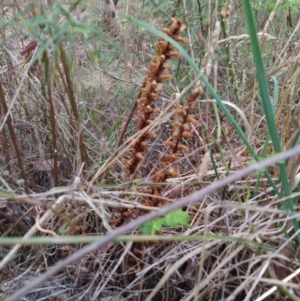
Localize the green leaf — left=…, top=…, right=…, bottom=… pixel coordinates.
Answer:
left=161, top=209, right=189, bottom=227
left=139, top=210, right=189, bottom=235
left=139, top=222, right=152, bottom=234
left=151, top=219, right=163, bottom=234
left=139, top=219, right=163, bottom=235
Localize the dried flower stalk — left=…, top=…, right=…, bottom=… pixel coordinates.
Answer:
left=156, top=21, right=221, bottom=184
left=113, top=18, right=188, bottom=225
left=123, top=17, right=187, bottom=179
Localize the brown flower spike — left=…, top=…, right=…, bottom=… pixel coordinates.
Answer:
left=112, top=18, right=189, bottom=226
left=122, top=18, right=188, bottom=179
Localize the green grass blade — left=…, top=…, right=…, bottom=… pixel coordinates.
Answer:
left=242, top=0, right=298, bottom=239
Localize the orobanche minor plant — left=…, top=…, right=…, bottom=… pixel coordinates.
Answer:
left=114, top=17, right=192, bottom=228
left=115, top=17, right=221, bottom=234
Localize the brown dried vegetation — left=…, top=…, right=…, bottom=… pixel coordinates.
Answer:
left=1, top=1, right=300, bottom=301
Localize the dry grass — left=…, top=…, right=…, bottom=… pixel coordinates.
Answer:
left=1, top=0, right=300, bottom=301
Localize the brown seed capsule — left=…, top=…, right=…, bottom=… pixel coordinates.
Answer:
left=160, top=54, right=166, bottom=61
left=174, top=37, right=189, bottom=43
left=163, top=154, right=172, bottom=162
left=161, top=28, right=172, bottom=36
left=153, top=107, right=159, bottom=114
left=145, top=131, right=157, bottom=138
left=129, top=139, right=139, bottom=147
left=135, top=152, right=144, bottom=160
left=182, top=131, right=193, bottom=138
left=160, top=162, right=168, bottom=168
left=167, top=51, right=181, bottom=58
left=174, top=121, right=183, bottom=127
left=141, top=88, right=150, bottom=95
left=145, top=105, right=153, bottom=113
left=182, top=123, right=190, bottom=131
left=175, top=108, right=186, bottom=116
left=136, top=98, right=147, bottom=106
left=155, top=84, right=164, bottom=92
left=140, top=141, right=148, bottom=149
left=158, top=74, right=172, bottom=82
left=122, top=158, right=133, bottom=168
left=150, top=92, right=158, bottom=100
left=172, top=131, right=181, bottom=139
left=186, top=115, right=198, bottom=125
left=157, top=40, right=168, bottom=52
left=177, top=144, right=190, bottom=152
left=151, top=80, right=157, bottom=87
left=168, top=167, right=180, bottom=178
left=163, top=140, right=176, bottom=148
